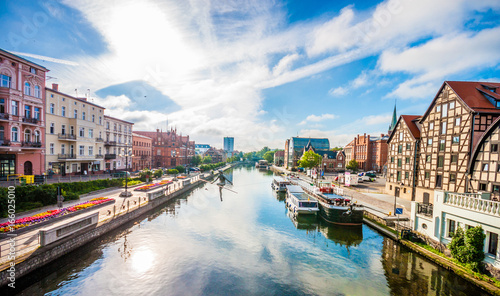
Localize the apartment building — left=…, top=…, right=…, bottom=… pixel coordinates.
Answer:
left=344, top=133, right=389, bottom=173
left=132, top=133, right=152, bottom=171
left=0, top=49, right=47, bottom=178
left=104, top=115, right=134, bottom=172
left=45, top=84, right=105, bottom=175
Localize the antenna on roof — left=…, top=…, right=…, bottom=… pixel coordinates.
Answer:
left=75, top=89, right=78, bottom=98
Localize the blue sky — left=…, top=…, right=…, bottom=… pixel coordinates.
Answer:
left=1, top=0, right=500, bottom=151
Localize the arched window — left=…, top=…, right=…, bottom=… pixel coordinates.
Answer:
left=34, top=85, right=41, bottom=98
left=11, top=127, right=18, bottom=142
left=24, top=82, right=31, bottom=96
left=0, top=126, right=4, bottom=140
left=34, top=130, right=40, bottom=143
left=24, top=129, right=31, bottom=142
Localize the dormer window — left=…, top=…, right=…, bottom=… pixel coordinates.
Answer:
left=30, top=67, right=36, bottom=74
left=482, top=84, right=498, bottom=93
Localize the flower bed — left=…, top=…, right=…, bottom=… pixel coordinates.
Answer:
left=0, top=197, right=114, bottom=233
left=134, top=180, right=172, bottom=192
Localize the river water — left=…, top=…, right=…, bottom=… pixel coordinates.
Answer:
left=9, top=166, right=489, bottom=295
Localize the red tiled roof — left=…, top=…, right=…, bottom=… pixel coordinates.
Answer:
left=401, top=115, right=421, bottom=139
left=446, top=81, right=500, bottom=113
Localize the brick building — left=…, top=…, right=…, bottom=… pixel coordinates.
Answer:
left=344, top=133, right=389, bottom=173
left=134, top=128, right=195, bottom=168
left=0, top=49, right=48, bottom=179
left=132, top=133, right=152, bottom=171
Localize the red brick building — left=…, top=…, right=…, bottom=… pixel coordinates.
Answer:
left=134, top=128, right=195, bottom=168
left=203, top=147, right=224, bottom=163
left=321, top=150, right=345, bottom=172
left=344, top=133, right=389, bottom=173
left=0, top=49, right=48, bottom=179
left=132, top=133, right=152, bottom=171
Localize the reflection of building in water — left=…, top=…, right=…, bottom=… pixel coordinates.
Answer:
left=381, top=238, right=488, bottom=296
left=318, top=221, right=363, bottom=248
left=287, top=210, right=318, bottom=231
left=224, top=168, right=233, bottom=184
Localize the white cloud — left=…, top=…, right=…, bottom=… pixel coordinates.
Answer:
left=328, top=86, right=348, bottom=96
left=272, top=53, right=300, bottom=76
left=299, top=114, right=336, bottom=125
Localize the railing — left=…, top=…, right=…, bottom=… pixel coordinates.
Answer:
left=95, top=137, right=104, bottom=142
left=0, top=113, right=9, bottom=120
left=58, top=154, right=76, bottom=159
left=21, top=141, right=42, bottom=147
left=22, top=117, right=38, bottom=124
left=58, top=133, right=76, bottom=140
left=104, top=141, right=117, bottom=146
left=95, top=154, right=104, bottom=159
left=105, top=154, right=116, bottom=159
left=141, top=155, right=149, bottom=160
left=0, top=140, right=11, bottom=146
left=444, top=192, right=500, bottom=217
left=417, top=203, right=433, bottom=217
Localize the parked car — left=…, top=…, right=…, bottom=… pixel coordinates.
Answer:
left=358, top=172, right=376, bottom=182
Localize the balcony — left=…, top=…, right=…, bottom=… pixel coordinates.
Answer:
left=0, top=113, right=9, bottom=121
left=95, top=154, right=104, bottom=159
left=141, top=155, right=149, bottom=160
left=22, top=117, right=39, bottom=125
left=444, top=192, right=500, bottom=217
left=21, top=141, right=42, bottom=148
left=104, top=141, right=117, bottom=146
left=0, top=140, right=11, bottom=147
left=95, top=137, right=104, bottom=142
left=416, top=203, right=433, bottom=217
left=58, top=133, right=77, bottom=141
left=58, top=154, right=77, bottom=160
left=105, top=154, right=116, bottom=159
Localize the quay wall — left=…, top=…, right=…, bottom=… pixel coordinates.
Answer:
left=0, top=164, right=237, bottom=287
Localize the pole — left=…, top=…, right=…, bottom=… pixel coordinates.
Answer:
left=394, top=187, right=397, bottom=216
left=125, top=155, right=128, bottom=195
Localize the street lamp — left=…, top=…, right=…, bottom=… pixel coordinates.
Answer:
left=394, top=182, right=403, bottom=216
left=119, top=148, right=134, bottom=197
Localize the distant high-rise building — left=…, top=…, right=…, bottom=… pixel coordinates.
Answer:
left=223, top=137, right=234, bottom=156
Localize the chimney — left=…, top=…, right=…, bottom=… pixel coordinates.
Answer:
left=52, top=83, right=58, bottom=91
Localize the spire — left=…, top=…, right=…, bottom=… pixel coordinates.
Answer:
left=389, top=101, right=397, bottom=134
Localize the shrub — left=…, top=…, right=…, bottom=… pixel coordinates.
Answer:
left=449, top=226, right=486, bottom=271
left=154, top=169, right=163, bottom=178
left=175, top=166, right=186, bottom=174
left=167, top=169, right=179, bottom=175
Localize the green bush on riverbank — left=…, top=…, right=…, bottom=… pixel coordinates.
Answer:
left=199, top=162, right=226, bottom=172
left=0, top=178, right=129, bottom=217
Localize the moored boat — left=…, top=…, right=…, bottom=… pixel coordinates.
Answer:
left=315, top=193, right=364, bottom=226
left=256, top=160, right=269, bottom=170
left=271, top=176, right=291, bottom=192
left=285, top=185, right=319, bottom=215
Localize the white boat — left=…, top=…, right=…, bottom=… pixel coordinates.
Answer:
left=271, top=176, right=291, bottom=192
left=285, top=185, right=319, bottom=215
left=256, top=160, right=269, bottom=170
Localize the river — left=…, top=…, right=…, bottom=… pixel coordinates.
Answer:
left=8, top=165, right=489, bottom=295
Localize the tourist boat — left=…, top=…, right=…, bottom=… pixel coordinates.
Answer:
left=271, top=176, right=291, bottom=192
left=255, top=160, right=269, bottom=170
left=285, top=185, right=319, bottom=215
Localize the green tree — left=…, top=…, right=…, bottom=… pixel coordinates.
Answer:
left=298, top=150, right=322, bottom=169
left=191, top=155, right=202, bottom=166
left=331, top=147, right=342, bottom=151
left=154, top=169, right=163, bottom=178
left=449, top=226, right=486, bottom=271
left=175, top=165, right=186, bottom=173
left=346, top=159, right=359, bottom=172
left=202, top=155, right=212, bottom=164
left=263, top=151, right=274, bottom=163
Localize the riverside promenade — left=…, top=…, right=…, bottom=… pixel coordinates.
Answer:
left=0, top=164, right=234, bottom=287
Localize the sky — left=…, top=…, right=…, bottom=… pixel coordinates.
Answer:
left=1, top=0, right=500, bottom=151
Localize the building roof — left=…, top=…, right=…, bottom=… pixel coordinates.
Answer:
left=387, top=115, right=421, bottom=143
left=291, top=137, right=330, bottom=151
left=468, top=116, right=500, bottom=172
left=46, top=87, right=106, bottom=109
left=132, top=133, right=152, bottom=140
left=321, top=150, right=338, bottom=159
left=0, top=48, right=48, bottom=71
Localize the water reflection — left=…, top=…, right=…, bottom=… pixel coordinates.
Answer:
left=2, top=165, right=488, bottom=296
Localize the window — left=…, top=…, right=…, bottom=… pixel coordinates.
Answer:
left=488, top=232, right=498, bottom=257
left=397, top=171, right=401, bottom=181
left=79, top=127, right=85, bottom=137
left=405, top=172, right=409, bottom=179
left=99, top=116, right=102, bottom=125
left=482, top=163, right=489, bottom=171
left=391, top=156, right=394, bottom=163
left=425, top=172, right=430, bottom=179
left=34, top=107, right=40, bottom=120
left=398, top=145, right=402, bottom=153
left=449, top=101, right=455, bottom=109
left=50, top=103, right=55, bottom=114
left=11, top=127, right=18, bottom=142
left=428, top=138, right=433, bottom=145
left=397, top=159, right=402, bottom=167
left=74, top=110, right=77, bottom=119
left=438, top=156, right=444, bottom=168
left=106, top=122, right=110, bottom=129
left=89, top=129, right=93, bottom=138
left=405, top=157, right=410, bottom=164
left=24, top=82, right=31, bottom=96
left=30, top=67, right=36, bottom=74
left=82, top=112, right=86, bottom=120
left=406, top=143, right=411, bottom=150
left=426, top=155, right=431, bottom=163
left=11, top=101, right=18, bottom=116
left=98, top=147, right=102, bottom=155
left=492, top=144, right=498, bottom=153
left=439, top=139, right=445, bottom=151
left=442, top=103, right=448, bottom=117
left=480, top=183, right=487, bottom=191
left=79, top=145, right=85, bottom=156
left=34, top=85, right=41, bottom=98
left=24, top=129, right=31, bottom=142
left=429, top=122, right=434, bottom=130
left=452, top=136, right=459, bottom=144
left=450, top=174, right=456, bottom=183
left=88, top=146, right=93, bottom=156
left=50, top=143, right=54, bottom=154
left=0, top=74, right=11, bottom=88
left=436, top=105, right=441, bottom=112
left=399, top=133, right=403, bottom=141
left=448, top=219, right=456, bottom=237
left=24, top=105, right=31, bottom=118
left=441, top=121, right=447, bottom=134
left=451, top=154, right=458, bottom=163
left=436, top=175, right=443, bottom=188
left=62, top=106, right=66, bottom=117
left=61, top=125, right=66, bottom=135
left=92, top=114, right=95, bottom=122
left=61, top=144, right=66, bottom=154
left=34, top=130, right=40, bottom=142
left=455, top=117, right=461, bottom=126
